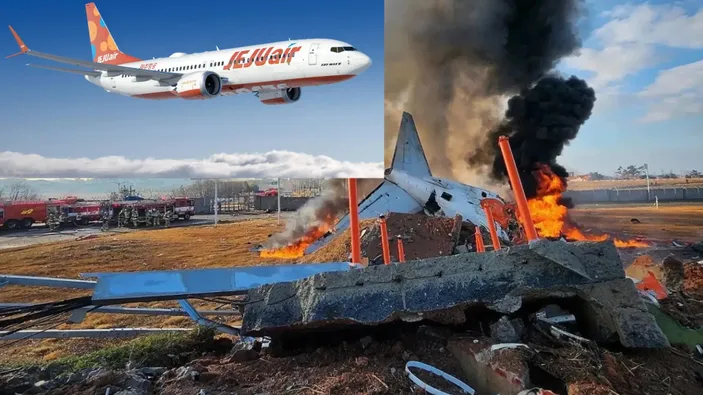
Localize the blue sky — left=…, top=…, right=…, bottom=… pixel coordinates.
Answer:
left=557, top=0, right=703, bottom=176
left=0, top=0, right=383, bottom=178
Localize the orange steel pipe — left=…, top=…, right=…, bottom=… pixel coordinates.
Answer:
left=474, top=226, right=485, bottom=252
left=379, top=215, right=391, bottom=265
left=348, top=178, right=361, bottom=263
left=497, top=136, right=539, bottom=241
left=482, top=205, right=501, bottom=250
left=396, top=236, right=406, bottom=263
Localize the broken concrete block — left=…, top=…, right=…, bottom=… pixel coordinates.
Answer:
left=490, top=316, right=520, bottom=343
left=576, top=278, right=669, bottom=348
left=448, top=337, right=531, bottom=395
left=242, top=240, right=667, bottom=349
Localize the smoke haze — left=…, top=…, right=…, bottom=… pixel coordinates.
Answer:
left=265, top=178, right=382, bottom=248
left=385, top=0, right=586, bottom=190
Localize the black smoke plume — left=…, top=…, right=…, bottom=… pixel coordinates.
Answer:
left=265, top=178, right=382, bottom=249
left=481, top=75, right=596, bottom=199
left=385, top=0, right=587, bottom=186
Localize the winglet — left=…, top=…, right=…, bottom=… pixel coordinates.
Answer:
left=6, top=25, right=29, bottom=59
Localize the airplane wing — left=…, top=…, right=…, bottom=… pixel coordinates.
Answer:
left=304, top=180, right=423, bottom=255
left=27, top=63, right=102, bottom=77
left=6, top=26, right=181, bottom=83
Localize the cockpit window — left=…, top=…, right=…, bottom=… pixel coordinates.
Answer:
left=330, top=46, right=358, bottom=53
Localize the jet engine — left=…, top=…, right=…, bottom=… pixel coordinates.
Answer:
left=174, top=71, right=222, bottom=99
left=258, top=88, right=301, bottom=105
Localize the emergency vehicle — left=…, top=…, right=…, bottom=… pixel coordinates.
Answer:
left=0, top=200, right=50, bottom=230
left=172, top=197, right=195, bottom=220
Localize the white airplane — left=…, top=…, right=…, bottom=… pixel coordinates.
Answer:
left=305, top=111, right=515, bottom=255
left=6, top=3, right=372, bottom=104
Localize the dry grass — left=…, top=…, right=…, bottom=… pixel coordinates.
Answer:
left=567, top=177, right=703, bottom=191
left=2, top=204, right=703, bottom=364
left=0, top=218, right=300, bottom=364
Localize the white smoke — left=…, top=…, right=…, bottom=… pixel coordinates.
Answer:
left=0, top=151, right=384, bottom=179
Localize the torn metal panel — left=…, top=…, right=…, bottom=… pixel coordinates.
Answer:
left=91, top=262, right=352, bottom=304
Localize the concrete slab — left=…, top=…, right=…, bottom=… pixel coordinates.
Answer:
left=241, top=240, right=669, bottom=348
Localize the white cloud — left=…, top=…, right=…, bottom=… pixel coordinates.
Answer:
left=565, top=2, right=703, bottom=118
left=637, top=59, right=703, bottom=122
left=639, top=59, right=703, bottom=97
left=564, top=43, right=660, bottom=89
left=0, top=151, right=384, bottom=179
left=596, top=3, right=703, bottom=48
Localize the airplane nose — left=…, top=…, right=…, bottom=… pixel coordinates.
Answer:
left=353, top=52, right=372, bottom=74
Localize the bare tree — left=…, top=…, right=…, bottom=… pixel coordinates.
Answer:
left=7, top=181, right=39, bottom=201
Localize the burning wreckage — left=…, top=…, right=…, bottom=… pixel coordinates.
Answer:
left=0, top=110, right=682, bottom=393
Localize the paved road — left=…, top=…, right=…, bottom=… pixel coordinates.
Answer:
left=0, top=212, right=295, bottom=251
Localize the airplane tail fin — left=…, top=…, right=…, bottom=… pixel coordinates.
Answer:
left=389, top=112, right=432, bottom=177
left=85, top=3, right=140, bottom=65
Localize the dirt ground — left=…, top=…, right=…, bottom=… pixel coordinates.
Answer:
left=570, top=203, right=703, bottom=242
left=37, top=327, right=703, bottom=395
left=2, top=204, right=703, bottom=367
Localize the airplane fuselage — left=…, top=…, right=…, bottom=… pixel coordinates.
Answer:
left=86, top=38, right=371, bottom=99
left=386, top=170, right=510, bottom=240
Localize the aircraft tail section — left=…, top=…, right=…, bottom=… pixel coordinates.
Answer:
left=389, top=112, right=432, bottom=178
left=85, top=3, right=140, bottom=65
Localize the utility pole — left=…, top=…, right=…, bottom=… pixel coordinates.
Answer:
left=644, top=163, right=650, bottom=200
left=214, top=179, right=218, bottom=226
left=277, top=178, right=282, bottom=224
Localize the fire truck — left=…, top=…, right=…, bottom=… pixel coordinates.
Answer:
left=108, top=197, right=194, bottom=226
left=1, top=196, right=195, bottom=230
left=0, top=201, right=51, bottom=230
left=256, top=188, right=278, bottom=197
left=172, top=197, right=195, bottom=220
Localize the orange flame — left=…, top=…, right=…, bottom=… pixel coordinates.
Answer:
left=526, top=164, right=649, bottom=248
left=259, top=215, right=336, bottom=259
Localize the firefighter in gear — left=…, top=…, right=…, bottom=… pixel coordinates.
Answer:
left=150, top=209, right=158, bottom=227
left=120, top=206, right=131, bottom=227
left=164, top=207, right=172, bottom=228
left=131, top=206, right=139, bottom=227
left=100, top=202, right=110, bottom=232
left=47, top=209, right=59, bottom=231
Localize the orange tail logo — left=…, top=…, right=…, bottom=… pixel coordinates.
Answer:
left=85, top=3, right=140, bottom=65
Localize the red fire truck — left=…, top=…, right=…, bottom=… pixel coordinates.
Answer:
left=0, top=200, right=51, bottom=229
left=172, top=197, right=195, bottom=220
left=256, top=188, right=278, bottom=197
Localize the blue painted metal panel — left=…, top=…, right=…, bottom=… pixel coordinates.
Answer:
left=90, top=262, right=352, bottom=304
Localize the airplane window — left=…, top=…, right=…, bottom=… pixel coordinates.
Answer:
left=343, top=46, right=356, bottom=51
left=441, top=192, right=453, bottom=201
left=331, top=47, right=340, bottom=53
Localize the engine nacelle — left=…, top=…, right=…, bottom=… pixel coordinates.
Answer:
left=258, top=87, right=302, bottom=105
left=174, top=71, right=222, bottom=100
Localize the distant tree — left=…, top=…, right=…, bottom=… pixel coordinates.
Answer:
left=615, top=165, right=646, bottom=179
left=685, top=170, right=702, bottom=178
left=658, top=172, right=679, bottom=179
left=587, top=172, right=607, bottom=180
left=3, top=181, right=40, bottom=201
